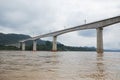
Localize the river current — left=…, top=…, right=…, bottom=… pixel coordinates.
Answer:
left=0, top=51, right=120, bottom=80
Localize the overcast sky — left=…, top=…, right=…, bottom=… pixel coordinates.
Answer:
left=0, top=0, right=120, bottom=49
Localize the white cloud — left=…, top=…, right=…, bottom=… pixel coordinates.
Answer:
left=103, top=24, right=120, bottom=49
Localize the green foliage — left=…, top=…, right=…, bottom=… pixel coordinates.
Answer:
left=0, top=41, right=96, bottom=51
left=0, top=45, right=19, bottom=50
left=18, top=41, right=96, bottom=51
left=0, top=33, right=96, bottom=51
left=0, top=33, right=31, bottom=45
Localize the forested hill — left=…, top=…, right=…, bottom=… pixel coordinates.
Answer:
left=0, top=33, right=30, bottom=45
left=0, top=33, right=96, bottom=51
left=0, top=33, right=45, bottom=46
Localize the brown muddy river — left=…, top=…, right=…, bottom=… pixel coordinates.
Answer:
left=0, top=51, right=120, bottom=80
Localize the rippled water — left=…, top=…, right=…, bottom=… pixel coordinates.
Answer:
left=0, top=51, right=120, bottom=80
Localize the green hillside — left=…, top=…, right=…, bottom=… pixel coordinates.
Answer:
left=0, top=33, right=96, bottom=51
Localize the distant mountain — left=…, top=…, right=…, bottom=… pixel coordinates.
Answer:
left=0, top=33, right=30, bottom=45
left=104, top=49, right=120, bottom=52
left=0, top=33, right=96, bottom=51
left=0, top=33, right=45, bottom=46
left=0, top=33, right=120, bottom=52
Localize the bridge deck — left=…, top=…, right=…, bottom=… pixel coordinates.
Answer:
left=20, top=16, right=120, bottom=42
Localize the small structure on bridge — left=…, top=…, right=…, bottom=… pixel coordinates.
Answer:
left=19, top=16, right=120, bottom=53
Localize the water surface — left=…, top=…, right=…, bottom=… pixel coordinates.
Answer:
left=0, top=51, right=120, bottom=80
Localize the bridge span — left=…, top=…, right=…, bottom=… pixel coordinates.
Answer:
left=19, top=16, right=120, bottom=53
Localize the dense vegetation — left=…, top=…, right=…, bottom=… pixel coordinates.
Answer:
left=0, top=33, right=96, bottom=51
left=0, top=45, right=19, bottom=50
left=14, top=41, right=96, bottom=51
left=0, top=33, right=31, bottom=45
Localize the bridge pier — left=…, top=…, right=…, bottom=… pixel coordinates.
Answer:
left=22, top=42, right=25, bottom=51
left=18, top=42, right=21, bottom=49
left=52, top=36, right=57, bottom=51
left=97, top=27, right=103, bottom=53
left=33, top=40, right=37, bottom=51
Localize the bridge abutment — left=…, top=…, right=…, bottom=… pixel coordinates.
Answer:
left=97, top=27, right=103, bottom=53
left=52, top=36, right=57, bottom=51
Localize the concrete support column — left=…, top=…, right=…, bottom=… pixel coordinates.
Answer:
left=18, top=42, right=21, bottom=49
left=33, top=40, right=37, bottom=51
left=96, top=27, right=103, bottom=53
left=52, top=36, right=57, bottom=51
left=22, top=42, right=25, bottom=51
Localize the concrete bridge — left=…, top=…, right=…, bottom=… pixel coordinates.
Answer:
left=19, top=16, right=120, bottom=53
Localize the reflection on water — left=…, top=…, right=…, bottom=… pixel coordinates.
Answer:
left=0, top=51, right=120, bottom=80
left=96, top=54, right=105, bottom=80
left=85, top=53, right=105, bottom=80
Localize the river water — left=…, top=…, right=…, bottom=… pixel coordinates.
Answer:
left=0, top=51, right=120, bottom=80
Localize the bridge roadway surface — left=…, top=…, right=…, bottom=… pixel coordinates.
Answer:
left=19, top=15, right=120, bottom=53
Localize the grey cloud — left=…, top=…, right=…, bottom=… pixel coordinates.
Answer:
left=78, top=29, right=96, bottom=37
left=0, top=3, right=31, bottom=27
left=66, top=12, right=87, bottom=27
left=0, top=0, right=57, bottom=31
